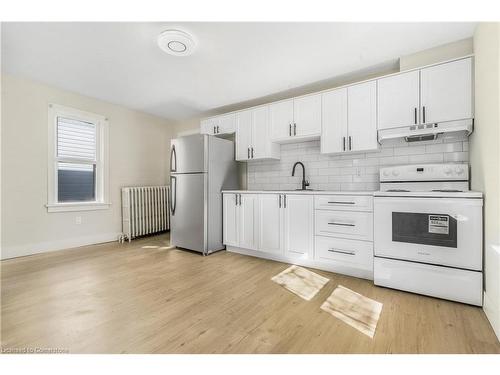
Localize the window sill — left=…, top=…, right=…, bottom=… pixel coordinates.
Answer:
left=46, top=202, right=111, bottom=213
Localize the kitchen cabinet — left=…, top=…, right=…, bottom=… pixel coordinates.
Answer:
left=258, top=194, right=283, bottom=254
left=239, top=194, right=259, bottom=249
left=283, top=194, right=314, bottom=259
left=223, top=193, right=239, bottom=246
left=321, top=81, right=377, bottom=154
left=321, top=88, right=347, bottom=154
left=377, top=57, right=473, bottom=129
left=222, top=193, right=259, bottom=249
left=200, top=113, right=236, bottom=135
left=378, top=70, right=420, bottom=130
left=420, top=57, right=473, bottom=124
left=347, top=81, right=378, bottom=152
left=236, top=106, right=280, bottom=161
left=270, top=94, right=321, bottom=143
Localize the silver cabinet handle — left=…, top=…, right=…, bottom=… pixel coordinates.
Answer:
left=343, top=137, right=346, bottom=151
left=284, top=194, right=287, bottom=208
left=293, top=123, right=296, bottom=136
left=251, top=147, right=254, bottom=159
left=414, top=107, right=417, bottom=124
left=289, top=123, right=291, bottom=136
left=423, top=106, right=426, bottom=123
left=235, top=194, right=238, bottom=205
left=217, top=125, right=220, bottom=133
left=328, top=248, right=355, bottom=256
left=327, top=201, right=355, bottom=204
left=213, top=126, right=216, bottom=134
left=238, top=194, right=242, bottom=205
left=278, top=194, right=282, bottom=208
left=328, top=222, right=355, bottom=227
left=349, top=136, right=352, bottom=151
left=248, top=147, right=250, bottom=159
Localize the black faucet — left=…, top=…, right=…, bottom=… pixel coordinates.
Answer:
left=292, top=162, right=310, bottom=190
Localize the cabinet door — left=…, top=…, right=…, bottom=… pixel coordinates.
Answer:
left=251, top=105, right=270, bottom=159
left=420, top=58, right=473, bottom=124
left=258, top=194, right=283, bottom=254
left=293, top=94, right=322, bottom=137
left=223, top=194, right=239, bottom=246
left=236, top=110, right=252, bottom=161
left=377, top=70, right=420, bottom=129
left=321, top=88, right=348, bottom=154
left=283, top=195, right=314, bottom=259
left=347, top=81, right=378, bottom=152
left=200, top=119, right=216, bottom=135
left=239, top=194, right=259, bottom=250
left=217, top=113, right=236, bottom=134
left=270, top=99, right=294, bottom=141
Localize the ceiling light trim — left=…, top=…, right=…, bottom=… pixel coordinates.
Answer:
left=158, top=29, right=196, bottom=57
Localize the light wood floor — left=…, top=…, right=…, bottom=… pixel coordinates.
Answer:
left=2, top=234, right=499, bottom=354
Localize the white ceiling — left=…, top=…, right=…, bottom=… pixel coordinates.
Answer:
left=1, top=22, right=476, bottom=121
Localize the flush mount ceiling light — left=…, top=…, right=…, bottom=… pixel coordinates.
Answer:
left=157, top=29, right=196, bottom=56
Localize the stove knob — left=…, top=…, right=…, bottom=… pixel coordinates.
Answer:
left=382, top=170, right=390, bottom=177
left=392, top=170, right=400, bottom=177
left=455, top=166, right=465, bottom=175
left=444, top=167, right=452, bottom=175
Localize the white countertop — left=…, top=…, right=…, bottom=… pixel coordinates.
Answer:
left=222, top=189, right=484, bottom=198
left=222, top=190, right=375, bottom=196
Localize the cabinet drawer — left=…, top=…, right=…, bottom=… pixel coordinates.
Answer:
left=315, top=210, right=373, bottom=241
left=314, top=195, right=373, bottom=211
left=315, top=236, right=373, bottom=270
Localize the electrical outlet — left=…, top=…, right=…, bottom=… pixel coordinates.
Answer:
left=75, top=216, right=82, bottom=225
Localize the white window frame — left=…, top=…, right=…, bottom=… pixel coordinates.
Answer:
left=47, top=104, right=110, bottom=213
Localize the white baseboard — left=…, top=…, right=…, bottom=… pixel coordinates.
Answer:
left=484, top=291, right=500, bottom=342
left=1, top=232, right=121, bottom=260
left=226, top=246, right=373, bottom=280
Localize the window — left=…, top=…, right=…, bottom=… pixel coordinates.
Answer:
left=47, top=104, right=109, bottom=212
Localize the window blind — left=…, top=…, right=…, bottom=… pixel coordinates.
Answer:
left=57, top=117, right=96, bottom=160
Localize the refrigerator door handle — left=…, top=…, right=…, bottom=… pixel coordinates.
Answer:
left=170, top=145, right=177, bottom=172
left=170, top=176, right=177, bottom=215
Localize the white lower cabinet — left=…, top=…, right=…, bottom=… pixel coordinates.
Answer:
left=223, top=192, right=374, bottom=279
left=283, top=194, right=314, bottom=259
left=258, top=194, right=283, bottom=254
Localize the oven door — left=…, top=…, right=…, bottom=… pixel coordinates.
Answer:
left=374, top=197, right=483, bottom=270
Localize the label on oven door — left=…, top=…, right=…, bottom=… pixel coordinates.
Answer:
left=428, top=215, right=449, bottom=235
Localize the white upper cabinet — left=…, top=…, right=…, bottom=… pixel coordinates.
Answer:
left=235, top=106, right=280, bottom=161
left=270, top=94, right=321, bottom=143
left=377, top=70, right=420, bottom=130
left=321, top=88, right=348, bottom=154
left=420, top=57, right=473, bottom=124
left=200, top=118, right=216, bottom=135
left=235, top=110, right=253, bottom=161
left=293, top=94, right=322, bottom=138
left=216, top=113, right=236, bottom=134
left=270, top=99, right=294, bottom=141
left=347, top=81, right=378, bottom=152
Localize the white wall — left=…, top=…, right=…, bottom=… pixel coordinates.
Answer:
left=1, top=74, right=174, bottom=259
left=471, top=23, right=500, bottom=340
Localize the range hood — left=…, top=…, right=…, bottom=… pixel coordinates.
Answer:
left=377, top=119, right=473, bottom=144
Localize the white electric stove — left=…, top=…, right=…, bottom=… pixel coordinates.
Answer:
left=373, top=163, right=484, bottom=306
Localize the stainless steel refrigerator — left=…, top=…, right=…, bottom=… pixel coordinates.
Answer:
left=169, top=134, right=238, bottom=255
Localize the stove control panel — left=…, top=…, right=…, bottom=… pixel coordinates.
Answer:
left=379, top=163, right=469, bottom=182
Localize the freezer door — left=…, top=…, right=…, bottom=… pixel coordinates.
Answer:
left=170, top=173, right=206, bottom=253
left=170, top=134, right=207, bottom=174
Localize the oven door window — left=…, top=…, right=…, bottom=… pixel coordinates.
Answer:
left=392, top=212, right=457, bottom=248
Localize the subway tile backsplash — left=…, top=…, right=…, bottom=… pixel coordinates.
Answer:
left=247, top=133, right=469, bottom=191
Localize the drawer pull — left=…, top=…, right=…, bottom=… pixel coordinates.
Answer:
left=328, top=248, right=356, bottom=256
left=327, top=201, right=355, bottom=204
left=328, top=222, right=355, bottom=227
